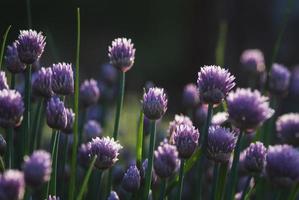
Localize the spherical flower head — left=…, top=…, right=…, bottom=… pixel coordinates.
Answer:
left=240, top=49, right=265, bottom=74
left=0, top=89, right=24, bottom=128
left=100, top=63, right=118, bottom=85
left=289, top=66, right=299, bottom=99
left=197, top=65, right=235, bottom=105
left=78, top=143, right=91, bottom=169
left=16, top=30, right=46, bottom=64
left=182, top=83, right=199, bottom=108
left=32, top=67, right=54, bottom=98
left=23, top=150, right=52, bottom=187
left=46, top=97, right=67, bottom=130
left=266, top=145, right=299, bottom=187
left=227, top=88, right=274, bottom=132
left=244, top=142, right=267, bottom=174
left=142, top=87, right=167, bottom=120
left=269, top=63, right=291, bottom=96
left=154, top=141, right=180, bottom=178
left=47, top=196, right=60, bottom=200
left=207, top=126, right=237, bottom=163
left=0, top=170, right=25, bottom=200
left=5, top=42, right=26, bottom=73
left=0, top=71, right=8, bottom=90
left=62, top=108, right=75, bottom=134
left=211, top=112, right=229, bottom=126
left=173, top=124, right=199, bottom=159
left=80, top=79, right=100, bottom=107
left=51, top=62, right=74, bottom=95
left=121, top=165, right=141, bottom=193
left=90, top=137, right=122, bottom=170
left=107, top=191, right=119, bottom=200
left=276, top=113, right=299, bottom=146
left=83, top=120, right=102, bottom=141
left=108, top=38, right=135, bottom=72
left=168, top=114, right=193, bottom=144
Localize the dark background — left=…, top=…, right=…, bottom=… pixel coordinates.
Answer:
left=1, top=0, right=299, bottom=112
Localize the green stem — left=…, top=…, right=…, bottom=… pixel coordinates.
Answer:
left=136, top=111, right=144, bottom=167
left=210, top=163, right=219, bottom=200
left=69, top=8, right=80, bottom=200
left=176, top=160, right=185, bottom=200
left=143, top=120, right=157, bottom=200
left=31, top=98, right=44, bottom=152
left=96, top=171, right=103, bottom=200
left=24, top=65, right=32, bottom=156
left=59, top=134, right=68, bottom=198
left=240, top=176, right=251, bottom=200
left=0, top=157, right=4, bottom=172
left=159, top=179, right=167, bottom=200
left=215, top=162, right=228, bottom=200
left=288, top=183, right=299, bottom=200
left=76, top=156, right=97, bottom=200
left=7, top=128, right=13, bottom=168
left=0, top=25, right=11, bottom=70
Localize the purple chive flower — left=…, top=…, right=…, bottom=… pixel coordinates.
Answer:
left=78, top=143, right=91, bottom=169
left=62, top=108, right=75, bottom=134
left=266, top=145, right=299, bottom=187
left=211, top=112, right=229, bottom=126
left=100, top=63, right=118, bottom=85
left=83, top=120, right=102, bottom=141
left=0, top=135, right=6, bottom=156
left=168, top=114, right=193, bottom=144
left=80, top=79, right=100, bottom=107
left=240, top=49, right=265, bottom=74
left=47, top=196, right=60, bottom=200
left=243, top=142, right=267, bottom=174
left=0, top=89, right=24, bottom=128
left=5, top=42, right=26, bottom=73
left=108, top=38, right=135, bottom=72
left=0, top=71, right=8, bottom=90
left=227, top=88, right=274, bottom=132
left=23, top=150, right=52, bottom=187
left=269, top=63, right=291, bottom=96
left=154, top=141, right=180, bottom=178
left=182, top=83, right=199, bottom=108
left=107, top=191, right=119, bottom=200
left=197, top=65, right=235, bottom=105
left=121, top=165, right=141, bottom=193
left=51, top=62, right=74, bottom=95
left=207, top=126, right=237, bottom=163
left=173, top=124, right=199, bottom=159
left=140, top=159, right=157, bottom=184
left=90, top=136, right=122, bottom=170
left=16, top=30, right=46, bottom=64
left=276, top=113, right=299, bottom=146
left=32, top=67, right=53, bottom=98
left=46, top=97, right=67, bottom=130
left=142, top=87, right=168, bottom=120
left=289, top=66, right=299, bottom=99
left=194, top=105, right=208, bottom=128
left=0, top=170, right=25, bottom=200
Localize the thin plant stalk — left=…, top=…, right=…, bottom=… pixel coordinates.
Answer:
left=287, top=183, right=299, bottom=200
left=0, top=25, right=11, bottom=70
left=159, top=179, right=167, bottom=200
left=143, top=120, right=157, bottom=200
left=176, top=159, right=185, bottom=200
left=240, top=176, right=252, bottom=200
left=6, top=128, right=13, bottom=168
left=215, top=162, right=228, bottom=200
left=210, top=163, right=219, bottom=200
left=31, top=98, right=44, bottom=152
left=96, top=171, right=103, bottom=200
left=0, top=157, right=4, bottom=172
left=264, top=98, right=277, bottom=146
left=136, top=111, right=144, bottom=167
left=58, top=134, right=69, bottom=198
left=49, top=130, right=60, bottom=196
left=69, top=8, right=80, bottom=200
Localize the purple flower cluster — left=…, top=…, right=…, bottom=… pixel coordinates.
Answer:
left=168, top=114, right=193, bottom=143
left=5, top=42, right=26, bottom=73
left=32, top=67, right=53, bottom=98
left=0, top=71, right=8, bottom=90
left=51, top=62, right=74, bottom=95
left=78, top=143, right=91, bottom=169
left=243, top=142, right=267, bottom=174
left=269, top=63, right=291, bottom=96
left=46, top=97, right=67, bottom=130
left=62, top=108, right=75, bottom=134
left=0, top=170, right=25, bottom=200
left=122, top=165, right=141, bottom=193
left=276, top=113, right=299, bottom=146
left=80, top=79, right=100, bottom=107
left=83, top=120, right=102, bottom=141
left=182, top=83, right=199, bottom=108
left=108, top=191, right=119, bottom=200
left=240, top=49, right=265, bottom=74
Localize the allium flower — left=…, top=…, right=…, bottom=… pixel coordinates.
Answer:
left=46, top=97, right=67, bottom=130
left=240, top=49, right=265, bottom=74
left=32, top=67, right=53, bottom=98
left=182, top=83, right=199, bottom=108
left=47, top=196, right=60, bottom=200
left=83, top=120, right=102, bottom=141
left=173, top=124, right=199, bottom=159
left=168, top=114, right=193, bottom=143
left=227, top=88, right=274, bottom=131
left=78, top=143, right=91, bottom=169
left=289, top=66, right=299, bottom=99
left=266, top=145, right=299, bottom=187
left=16, top=30, right=46, bottom=64
left=276, top=113, right=299, bottom=146
left=62, top=108, right=75, bottom=134
left=5, top=42, right=26, bottom=73
left=211, top=112, right=229, bottom=126
left=0, top=71, right=8, bottom=90
left=142, top=87, right=168, bottom=120
left=207, top=126, right=237, bottom=163
left=51, top=62, right=74, bottom=95
left=90, top=137, right=122, bottom=170
left=0, top=89, right=24, bottom=128
left=0, top=135, right=6, bottom=156
left=23, top=150, right=52, bottom=187
left=197, top=65, right=235, bottom=104
left=100, top=63, right=118, bottom=85
left=108, top=38, right=135, bottom=72
left=107, top=191, right=119, bottom=200
left=194, top=105, right=208, bottom=127
left=121, top=165, right=141, bottom=193
left=243, top=142, right=267, bottom=174
left=154, top=141, right=180, bottom=178
left=0, top=170, right=25, bottom=200
left=140, top=159, right=157, bottom=184
left=80, top=79, right=100, bottom=106
left=269, top=63, right=291, bottom=96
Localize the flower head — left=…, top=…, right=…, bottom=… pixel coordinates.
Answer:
left=108, top=38, right=135, bottom=72
left=276, top=113, right=299, bottom=146
left=32, top=67, right=53, bottom=98
left=182, top=83, right=199, bottom=108
left=243, top=142, right=267, bottom=174
left=142, top=87, right=167, bottom=120
left=0, top=71, right=8, bottom=90
left=16, top=30, right=46, bottom=64
left=23, top=150, right=52, bottom=187
left=197, top=65, right=235, bottom=104
left=78, top=143, right=91, bottom=169
left=140, top=159, right=157, bottom=185
left=80, top=79, right=100, bottom=107
left=207, top=126, right=237, bottom=163
left=51, top=62, right=74, bottom=95
left=269, top=63, right=291, bottom=96
left=0, top=170, right=25, bottom=200
left=240, top=49, right=265, bottom=74
left=46, top=97, right=67, bottom=130
left=83, top=120, right=102, bottom=141
left=90, top=137, right=122, bottom=170
left=168, top=114, right=193, bottom=144
left=5, top=42, right=26, bottom=73
left=100, top=63, right=118, bottom=85
left=227, top=88, right=274, bottom=131
left=0, top=89, right=24, bottom=128
left=62, top=108, right=75, bottom=134
left=107, top=191, right=119, bottom=200
left=211, top=112, right=229, bottom=127
left=122, top=165, right=141, bottom=193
